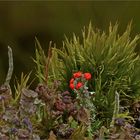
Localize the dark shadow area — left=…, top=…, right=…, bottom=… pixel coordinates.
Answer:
left=0, top=1, right=140, bottom=87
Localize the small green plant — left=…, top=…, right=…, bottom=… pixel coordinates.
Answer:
left=46, top=22, right=140, bottom=128
left=0, top=23, right=140, bottom=139
left=13, top=72, right=32, bottom=104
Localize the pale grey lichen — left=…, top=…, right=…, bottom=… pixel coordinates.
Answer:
left=5, top=46, right=13, bottom=85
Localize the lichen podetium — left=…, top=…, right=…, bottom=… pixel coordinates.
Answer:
left=5, top=46, right=13, bottom=85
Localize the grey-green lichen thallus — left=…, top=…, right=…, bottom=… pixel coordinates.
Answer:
left=0, top=46, right=13, bottom=111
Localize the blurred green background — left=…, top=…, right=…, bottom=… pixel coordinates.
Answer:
left=0, top=1, right=140, bottom=85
